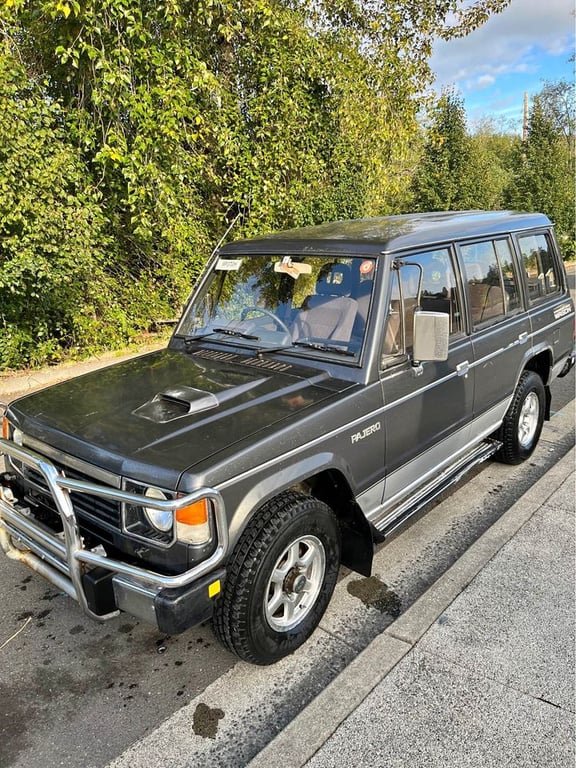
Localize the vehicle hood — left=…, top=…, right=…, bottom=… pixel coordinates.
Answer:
left=8, top=348, right=352, bottom=482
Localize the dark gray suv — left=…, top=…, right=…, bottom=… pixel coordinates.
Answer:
left=1, top=211, right=574, bottom=664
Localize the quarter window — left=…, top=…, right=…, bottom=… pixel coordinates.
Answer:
left=517, top=233, right=561, bottom=302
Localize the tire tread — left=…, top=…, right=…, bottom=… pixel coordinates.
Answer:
left=212, top=491, right=335, bottom=664
left=496, top=370, right=545, bottom=465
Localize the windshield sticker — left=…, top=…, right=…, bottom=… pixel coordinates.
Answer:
left=274, top=257, right=312, bottom=279
left=216, top=258, right=243, bottom=271
left=360, top=260, right=374, bottom=275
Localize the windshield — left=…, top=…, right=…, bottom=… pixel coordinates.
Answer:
left=176, top=253, right=377, bottom=361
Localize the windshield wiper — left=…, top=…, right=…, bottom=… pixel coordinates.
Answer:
left=184, top=328, right=260, bottom=348
left=293, top=341, right=355, bottom=357
left=212, top=327, right=260, bottom=340
left=255, top=343, right=295, bottom=357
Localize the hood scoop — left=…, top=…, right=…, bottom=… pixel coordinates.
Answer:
left=133, top=380, right=266, bottom=423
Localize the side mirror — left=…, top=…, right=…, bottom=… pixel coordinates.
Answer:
left=413, top=311, right=449, bottom=362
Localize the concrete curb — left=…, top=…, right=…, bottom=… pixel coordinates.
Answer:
left=248, top=444, right=576, bottom=768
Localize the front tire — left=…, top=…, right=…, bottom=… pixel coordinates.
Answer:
left=496, top=370, right=545, bottom=464
left=212, top=491, right=340, bottom=665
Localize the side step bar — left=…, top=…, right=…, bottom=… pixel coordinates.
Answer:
left=376, top=438, right=502, bottom=538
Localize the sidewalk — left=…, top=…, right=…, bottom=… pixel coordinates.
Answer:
left=249, top=447, right=575, bottom=768
left=0, top=342, right=163, bottom=403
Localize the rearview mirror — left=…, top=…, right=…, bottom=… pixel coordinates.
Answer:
left=413, top=311, right=449, bottom=362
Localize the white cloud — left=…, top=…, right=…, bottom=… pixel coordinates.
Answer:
left=474, top=74, right=496, bottom=89
left=431, top=0, right=575, bottom=93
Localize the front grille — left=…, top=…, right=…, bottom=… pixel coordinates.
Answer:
left=10, top=458, right=121, bottom=531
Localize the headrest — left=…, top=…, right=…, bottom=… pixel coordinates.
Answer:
left=316, top=263, right=352, bottom=296
left=465, top=262, right=484, bottom=282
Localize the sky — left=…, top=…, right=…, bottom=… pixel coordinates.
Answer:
left=430, top=0, right=575, bottom=131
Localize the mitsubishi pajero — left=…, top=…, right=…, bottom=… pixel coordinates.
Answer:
left=1, top=211, right=574, bottom=664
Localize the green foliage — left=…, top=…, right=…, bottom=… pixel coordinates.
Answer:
left=411, top=82, right=575, bottom=262
left=411, top=90, right=473, bottom=211
left=505, top=80, right=575, bottom=259
left=0, top=50, right=130, bottom=367
left=466, top=118, right=516, bottom=209
left=0, top=0, right=518, bottom=369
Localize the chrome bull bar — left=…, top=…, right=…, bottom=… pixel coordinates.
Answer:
left=0, top=437, right=228, bottom=621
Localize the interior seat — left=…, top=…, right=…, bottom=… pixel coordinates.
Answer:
left=292, top=263, right=358, bottom=343
left=466, top=262, right=505, bottom=325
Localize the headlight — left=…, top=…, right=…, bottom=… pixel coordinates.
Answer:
left=122, top=480, right=213, bottom=548
left=143, top=487, right=173, bottom=532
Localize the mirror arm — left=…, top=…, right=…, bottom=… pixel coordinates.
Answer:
left=411, top=360, right=424, bottom=378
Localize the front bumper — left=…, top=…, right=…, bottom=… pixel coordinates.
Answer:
left=0, top=438, right=228, bottom=633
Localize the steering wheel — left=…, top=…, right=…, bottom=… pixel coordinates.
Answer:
left=241, top=307, right=291, bottom=336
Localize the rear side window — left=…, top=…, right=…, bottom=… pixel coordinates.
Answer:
left=461, top=239, right=522, bottom=329
left=517, top=233, right=561, bottom=302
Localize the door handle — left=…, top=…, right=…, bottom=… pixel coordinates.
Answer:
left=518, top=332, right=529, bottom=344
left=456, top=361, right=469, bottom=377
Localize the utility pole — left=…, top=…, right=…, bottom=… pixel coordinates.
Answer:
left=522, top=92, right=529, bottom=141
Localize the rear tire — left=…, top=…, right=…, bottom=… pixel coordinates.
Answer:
left=212, top=491, right=340, bottom=665
left=496, top=370, right=545, bottom=464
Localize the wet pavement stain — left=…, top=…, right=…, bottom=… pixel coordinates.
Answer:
left=0, top=681, right=36, bottom=766
left=193, top=702, right=224, bottom=739
left=347, top=576, right=402, bottom=616
left=118, top=623, right=136, bottom=634
left=40, top=588, right=62, bottom=601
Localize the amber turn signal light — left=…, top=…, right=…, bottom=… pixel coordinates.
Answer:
left=175, top=498, right=211, bottom=545
left=176, top=499, right=209, bottom=526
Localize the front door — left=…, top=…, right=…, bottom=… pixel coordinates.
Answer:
left=379, top=246, right=475, bottom=515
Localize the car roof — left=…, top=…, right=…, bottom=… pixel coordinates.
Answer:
left=219, top=211, right=552, bottom=257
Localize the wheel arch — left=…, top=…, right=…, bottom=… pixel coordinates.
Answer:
left=299, top=468, right=374, bottom=577
left=523, top=349, right=552, bottom=419
left=226, top=457, right=374, bottom=577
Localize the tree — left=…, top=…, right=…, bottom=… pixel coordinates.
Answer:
left=0, top=50, right=133, bottom=367
left=411, top=90, right=473, bottom=211
left=505, top=80, right=575, bottom=258
left=467, top=118, right=516, bottom=210
left=0, top=0, right=513, bottom=369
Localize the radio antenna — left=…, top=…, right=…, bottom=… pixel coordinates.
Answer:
left=209, top=211, right=242, bottom=261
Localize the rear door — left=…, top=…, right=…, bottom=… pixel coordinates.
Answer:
left=459, top=236, right=530, bottom=428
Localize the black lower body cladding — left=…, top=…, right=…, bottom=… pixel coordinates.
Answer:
left=154, top=567, right=227, bottom=635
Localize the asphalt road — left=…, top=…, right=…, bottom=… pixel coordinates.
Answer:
left=1, top=263, right=575, bottom=767
left=0, top=367, right=573, bottom=768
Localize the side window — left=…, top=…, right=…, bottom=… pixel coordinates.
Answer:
left=495, top=240, right=521, bottom=312
left=382, top=269, right=403, bottom=357
left=517, top=233, right=561, bottom=302
left=461, top=239, right=521, bottom=329
left=382, top=248, right=463, bottom=362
